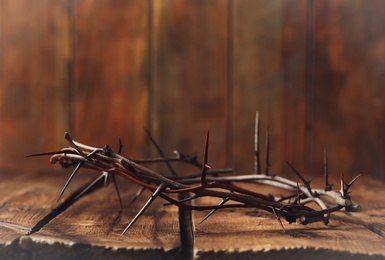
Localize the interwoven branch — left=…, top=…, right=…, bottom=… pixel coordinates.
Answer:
left=29, top=113, right=361, bottom=233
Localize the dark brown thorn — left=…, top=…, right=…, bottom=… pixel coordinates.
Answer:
left=324, top=147, right=332, bottom=191
left=254, top=111, right=261, bottom=175
left=199, top=197, right=229, bottom=224
left=344, top=174, right=361, bottom=195
left=111, top=174, right=123, bottom=210
left=27, top=149, right=76, bottom=157
left=56, top=147, right=104, bottom=202
left=200, top=130, right=210, bottom=185
left=64, top=132, right=87, bottom=158
left=144, top=128, right=177, bottom=177
left=118, top=138, right=123, bottom=155
left=286, top=160, right=312, bottom=195
left=271, top=207, right=285, bottom=232
left=265, top=126, right=270, bottom=176
left=121, top=181, right=168, bottom=235
left=57, top=162, right=83, bottom=202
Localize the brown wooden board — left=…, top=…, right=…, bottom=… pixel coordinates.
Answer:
left=232, top=0, right=308, bottom=177
left=312, top=0, right=385, bottom=180
left=0, top=0, right=71, bottom=171
left=72, top=0, right=151, bottom=159
left=152, top=0, right=229, bottom=173
left=1, top=169, right=385, bottom=259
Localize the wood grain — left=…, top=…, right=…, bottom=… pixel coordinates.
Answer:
left=72, top=0, right=151, bottom=159
left=0, top=169, right=384, bottom=259
left=232, top=0, right=308, bottom=176
left=312, top=0, right=385, bottom=179
left=152, top=0, right=229, bottom=173
left=1, top=0, right=385, bottom=181
left=0, top=0, right=71, bottom=171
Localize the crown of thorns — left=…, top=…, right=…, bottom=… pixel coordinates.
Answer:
left=29, top=112, right=361, bottom=234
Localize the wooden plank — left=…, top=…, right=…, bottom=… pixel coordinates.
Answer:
left=194, top=211, right=385, bottom=258
left=233, top=0, right=308, bottom=176
left=0, top=170, right=181, bottom=258
left=152, top=0, right=229, bottom=173
left=72, top=0, right=151, bottom=159
left=1, top=168, right=385, bottom=258
left=194, top=176, right=385, bottom=258
left=312, top=0, right=385, bottom=179
left=0, top=0, right=70, bottom=171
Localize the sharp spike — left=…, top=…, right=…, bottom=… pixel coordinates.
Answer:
left=271, top=207, right=285, bottom=232
left=27, top=149, right=75, bottom=157
left=254, top=111, right=261, bottom=175
left=57, top=162, right=83, bottom=202
left=286, top=160, right=312, bottom=195
left=64, top=132, right=87, bottom=158
left=324, top=147, right=332, bottom=191
left=344, top=174, right=361, bottom=195
left=265, top=126, right=270, bottom=176
left=199, top=197, right=229, bottom=224
left=201, top=130, right=210, bottom=185
left=118, top=138, right=123, bottom=155
left=144, top=128, right=177, bottom=177
left=121, top=182, right=168, bottom=235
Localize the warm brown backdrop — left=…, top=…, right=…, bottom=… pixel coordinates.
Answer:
left=0, top=0, right=384, bottom=180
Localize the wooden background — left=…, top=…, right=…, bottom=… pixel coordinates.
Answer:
left=0, top=0, right=384, bottom=181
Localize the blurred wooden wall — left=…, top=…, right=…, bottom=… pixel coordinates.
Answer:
left=0, top=0, right=384, bottom=180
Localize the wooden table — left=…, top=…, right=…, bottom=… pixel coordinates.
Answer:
left=0, top=169, right=384, bottom=259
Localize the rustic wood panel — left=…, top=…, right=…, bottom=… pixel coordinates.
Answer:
left=312, top=0, right=385, bottom=179
left=0, top=0, right=70, bottom=171
left=1, top=0, right=385, bottom=180
left=232, top=0, right=308, bottom=177
left=72, top=0, right=151, bottom=159
left=152, top=0, right=229, bottom=174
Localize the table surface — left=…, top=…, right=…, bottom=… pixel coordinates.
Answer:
left=0, top=169, right=384, bottom=259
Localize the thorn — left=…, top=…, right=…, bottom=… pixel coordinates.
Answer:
left=145, top=128, right=177, bottom=177
left=199, top=197, right=229, bottom=224
left=118, top=139, right=123, bottom=155
left=121, top=182, right=168, bottom=235
left=27, top=150, right=73, bottom=157
left=324, top=147, right=332, bottom=191
left=254, top=111, right=261, bottom=175
left=286, top=160, right=312, bottom=195
left=201, top=130, right=210, bottom=185
left=265, top=126, right=270, bottom=176
left=344, top=174, right=361, bottom=195
left=56, top=148, right=103, bottom=202
left=64, top=132, right=87, bottom=158
left=271, top=207, right=285, bottom=232
left=57, top=162, right=83, bottom=202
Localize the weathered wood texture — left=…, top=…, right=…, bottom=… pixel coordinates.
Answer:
left=0, top=170, right=384, bottom=259
left=1, top=0, right=385, bottom=180
left=312, top=0, right=385, bottom=179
